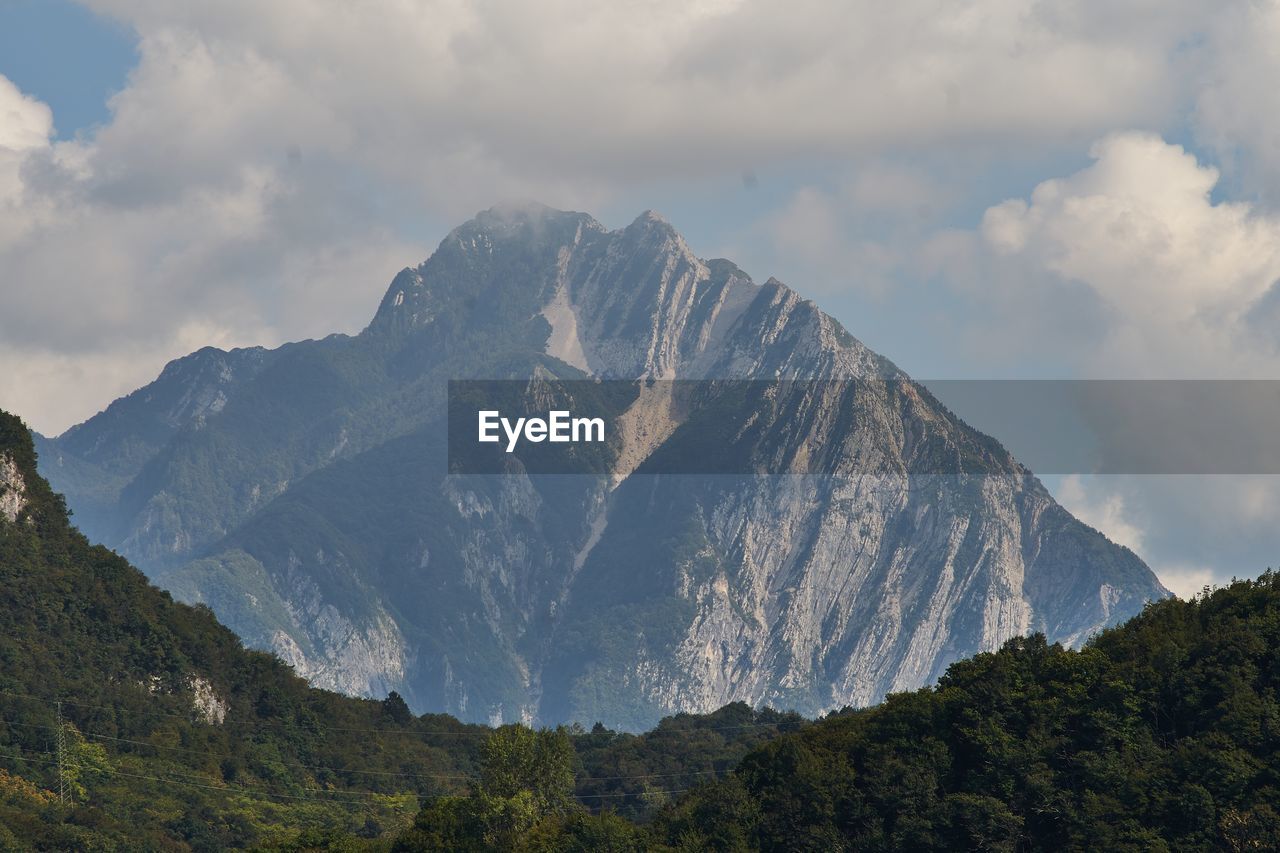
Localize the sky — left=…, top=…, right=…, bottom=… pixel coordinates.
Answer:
left=2, top=0, right=1280, bottom=597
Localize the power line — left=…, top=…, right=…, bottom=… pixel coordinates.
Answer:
left=66, top=723, right=725, bottom=786
left=80, top=729, right=726, bottom=783
left=0, top=687, right=493, bottom=738
left=1, top=746, right=56, bottom=766
left=78, top=730, right=476, bottom=780
left=0, top=686, right=800, bottom=739
left=1, top=691, right=770, bottom=804
left=0, top=746, right=702, bottom=806
left=4, top=730, right=703, bottom=804
left=96, top=766, right=400, bottom=804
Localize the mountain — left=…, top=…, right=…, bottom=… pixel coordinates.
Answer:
left=36, top=204, right=1168, bottom=730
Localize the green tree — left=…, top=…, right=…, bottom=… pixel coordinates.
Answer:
left=400, top=725, right=579, bottom=851
left=475, top=725, right=577, bottom=847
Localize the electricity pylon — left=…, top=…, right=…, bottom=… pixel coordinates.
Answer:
left=55, top=700, right=68, bottom=804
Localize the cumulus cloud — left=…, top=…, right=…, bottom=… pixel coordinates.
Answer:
left=0, top=68, right=427, bottom=435
left=0, top=74, right=54, bottom=231
left=749, top=131, right=1280, bottom=594
left=1152, top=563, right=1217, bottom=600
left=1, top=2, right=1278, bottom=440
left=0, top=74, right=52, bottom=152
left=1052, top=474, right=1280, bottom=598
left=1057, top=474, right=1146, bottom=553
left=928, top=133, right=1280, bottom=377
left=760, top=186, right=908, bottom=297
left=75, top=0, right=1201, bottom=186
left=1, top=0, right=1235, bottom=435
left=1053, top=474, right=1208, bottom=599
left=1194, top=1, right=1280, bottom=202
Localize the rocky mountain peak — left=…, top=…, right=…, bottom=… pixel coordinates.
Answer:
left=621, top=208, right=677, bottom=240
left=37, top=206, right=1171, bottom=730
left=367, top=205, right=605, bottom=334
left=471, top=202, right=603, bottom=237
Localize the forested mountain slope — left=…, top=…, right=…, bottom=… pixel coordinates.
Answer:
left=0, top=409, right=495, bottom=848
left=1, top=410, right=796, bottom=849
left=393, top=573, right=1280, bottom=851
left=4, top=406, right=1273, bottom=850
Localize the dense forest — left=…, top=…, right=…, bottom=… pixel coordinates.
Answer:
left=4, top=406, right=1280, bottom=850
left=392, top=573, right=1280, bottom=851
left=0, top=410, right=792, bottom=849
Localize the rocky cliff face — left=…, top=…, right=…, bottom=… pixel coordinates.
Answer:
left=38, top=205, right=1168, bottom=729
left=0, top=452, right=27, bottom=524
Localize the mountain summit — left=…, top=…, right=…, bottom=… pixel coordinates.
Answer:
left=36, top=206, right=1168, bottom=729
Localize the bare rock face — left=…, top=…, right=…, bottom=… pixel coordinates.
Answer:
left=272, top=551, right=408, bottom=699
left=0, top=453, right=27, bottom=524
left=187, top=676, right=229, bottom=725
left=38, top=205, right=1168, bottom=730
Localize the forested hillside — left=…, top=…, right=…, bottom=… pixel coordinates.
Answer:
left=5, top=403, right=1278, bottom=851
left=391, top=574, right=1280, bottom=851
left=0, top=408, right=793, bottom=849
left=0, top=409, right=487, bottom=848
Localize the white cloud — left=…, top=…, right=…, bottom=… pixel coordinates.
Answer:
left=0, top=69, right=428, bottom=435
left=1057, top=474, right=1146, bottom=553
left=75, top=0, right=1200, bottom=184
left=1055, top=474, right=1246, bottom=600
left=0, top=0, right=1276, bottom=440
left=0, top=321, right=246, bottom=437
left=982, top=133, right=1280, bottom=326
left=1153, top=563, right=1217, bottom=600
left=0, top=74, right=55, bottom=236
left=846, top=164, right=951, bottom=217
left=748, top=158, right=970, bottom=300
left=760, top=187, right=903, bottom=297
left=926, top=133, right=1280, bottom=378
left=0, top=74, right=52, bottom=152
left=1050, top=474, right=1280, bottom=599
left=848, top=135, right=1280, bottom=595
left=0, top=0, right=1224, bottom=434
left=1194, top=1, right=1280, bottom=201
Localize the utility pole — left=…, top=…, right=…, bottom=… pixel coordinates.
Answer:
left=55, top=700, right=68, bottom=805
